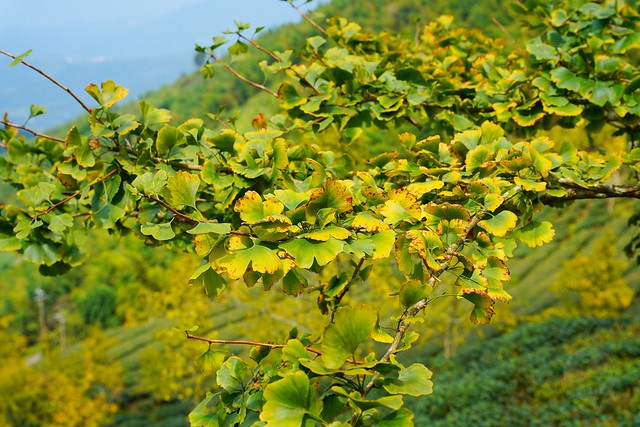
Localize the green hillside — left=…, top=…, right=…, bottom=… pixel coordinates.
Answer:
left=2, top=0, right=639, bottom=426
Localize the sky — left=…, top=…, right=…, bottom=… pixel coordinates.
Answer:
left=0, top=0, right=327, bottom=130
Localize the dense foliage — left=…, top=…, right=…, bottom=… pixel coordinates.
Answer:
left=1, top=0, right=639, bottom=425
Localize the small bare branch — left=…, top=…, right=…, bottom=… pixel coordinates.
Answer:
left=1, top=119, right=65, bottom=143
left=186, top=333, right=323, bottom=356
left=0, top=49, right=92, bottom=114
left=290, top=2, right=327, bottom=35
left=209, top=52, right=279, bottom=98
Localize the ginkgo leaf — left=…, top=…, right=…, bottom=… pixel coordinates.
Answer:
left=460, top=290, right=496, bottom=324
left=301, top=226, right=351, bottom=241
left=235, top=191, right=288, bottom=224
left=306, top=180, right=353, bottom=220
left=85, top=80, right=129, bottom=107
left=140, top=222, right=175, bottom=241
left=352, top=213, right=389, bottom=232
left=165, top=171, right=200, bottom=208
left=478, top=211, right=518, bottom=237
left=217, top=242, right=282, bottom=280
left=380, top=190, right=422, bottom=225
left=281, top=238, right=345, bottom=269
left=274, top=189, right=308, bottom=210
left=261, top=371, right=315, bottom=427
left=187, top=222, right=232, bottom=235
left=515, top=221, right=555, bottom=247
left=321, top=306, right=377, bottom=369
left=383, top=363, right=433, bottom=396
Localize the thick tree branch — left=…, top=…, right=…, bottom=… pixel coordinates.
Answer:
left=540, top=182, right=640, bottom=204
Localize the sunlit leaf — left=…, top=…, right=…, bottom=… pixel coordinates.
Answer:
left=321, top=306, right=377, bottom=369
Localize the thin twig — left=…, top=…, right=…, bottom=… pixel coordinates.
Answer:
left=36, top=169, right=118, bottom=217
left=0, top=49, right=92, bottom=114
left=492, top=18, right=519, bottom=46
left=186, top=333, right=323, bottom=356
left=148, top=196, right=200, bottom=223
left=329, top=258, right=365, bottom=322
left=1, top=119, right=65, bottom=143
left=238, top=33, right=321, bottom=95
left=210, top=52, right=278, bottom=98
left=290, top=2, right=327, bottom=35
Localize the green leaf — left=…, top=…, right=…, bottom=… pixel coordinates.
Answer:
left=478, top=211, right=517, bottom=237
left=140, top=101, right=172, bottom=131
left=281, top=238, right=345, bottom=269
left=550, top=67, right=581, bottom=92
left=526, top=40, right=557, bottom=60
left=17, top=182, right=56, bottom=207
left=140, top=222, right=176, bottom=241
left=48, top=214, right=74, bottom=232
left=261, top=371, right=315, bottom=427
left=187, top=222, right=232, bottom=235
left=0, top=237, right=22, bottom=252
left=274, top=189, right=308, bottom=210
left=131, top=170, right=168, bottom=197
left=383, top=363, right=433, bottom=396
left=165, top=171, right=200, bottom=208
left=8, top=49, right=32, bottom=66
left=235, top=191, right=288, bottom=225
left=24, top=243, right=61, bottom=266
left=377, top=409, right=414, bottom=427
left=207, top=129, right=236, bottom=152
left=28, top=104, right=46, bottom=121
left=301, top=226, right=350, bottom=241
left=195, top=348, right=226, bottom=373
left=515, top=221, right=555, bottom=248
left=306, top=180, right=353, bottom=220
left=189, top=264, right=226, bottom=296
left=65, top=126, right=95, bottom=167
left=460, top=291, right=495, bottom=324
left=217, top=241, right=282, bottom=280
left=590, top=82, right=618, bottom=106
left=156, top=125, right=185, bottom=158
left=321, top=306, right=377, bottom=369
left=189, top=392, right=218, bottom=427
left=399, top=281, right=430, bottom=309
left=465, top=145, right=493, bottom=173
left=85, top=80, right=128, bottom=107
left=217, top=356, right=248, bottom=393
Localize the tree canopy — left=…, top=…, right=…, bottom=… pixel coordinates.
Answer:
left=1, top=0, right=639, bottom=425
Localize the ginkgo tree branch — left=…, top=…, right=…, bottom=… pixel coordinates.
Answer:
left=0, top=119, right=65, bottom=143
left=289, top=1, right=327, bottom=35
left=36, top=169, right=118, bottom=217
left=540, top=181, right=640, bottom=203
left=208, top=51, right=279, bottom=98
left=363, top=187, right=522, bottom=395
left=186, top=332, right=323, bottom=356
left=0, top=49, right=92, bottom=114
